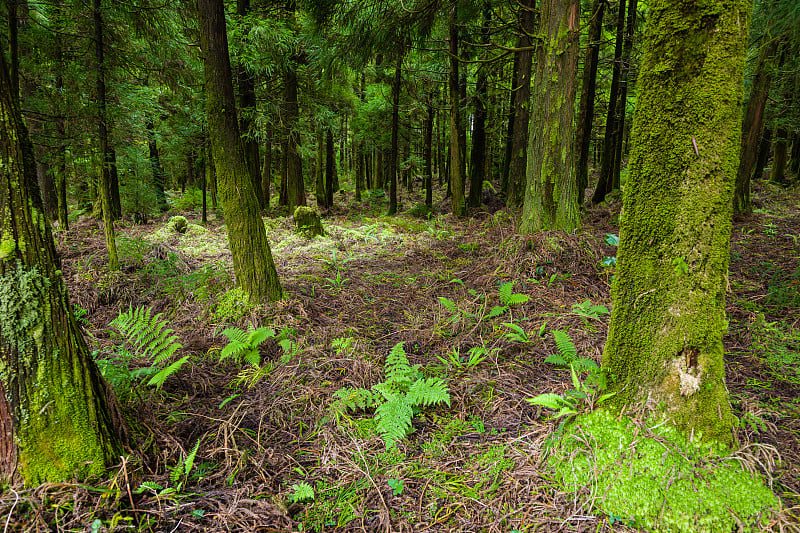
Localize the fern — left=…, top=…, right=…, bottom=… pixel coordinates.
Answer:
left=110, top=305, right=186, bottom=389
left=551, top=330, right=578, bottom=363
left=498, top=281, right=531, bottom=306
left=220, top=326, right=275, bottom=367
left=330, top=342, right=449, bottom=447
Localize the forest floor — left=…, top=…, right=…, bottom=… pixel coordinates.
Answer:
left=3, top=182, right=800, bottom=532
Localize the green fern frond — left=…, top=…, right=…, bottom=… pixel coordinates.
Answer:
left=220, top=326, right=274, bottom=367
left=148, top=355, right=190, bottom=389
left=332, top=387, right=377, bottom=412
left=111, top=305, right=184, bottom=387
left=552, top=330, right=577, bottom=362
left=372, top=381, right=401, bottom=402
left=438, top=296, right=458, bottom=313
left=498, top=281, right=531, bottom=306
left=407, top=378, right=450, bottom=408
left=544, top=353, right=568, bottom=366
left=375, top=396, right=414, bottom=447
left=385, top=342, right=412, bottom=384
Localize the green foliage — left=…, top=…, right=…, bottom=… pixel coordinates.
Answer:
left=387, top=478, right=404, bottom=495
left=571, top=299, right=610, bottom=327
left=331, top=342, right=450, bottom=447
left=170, top=439, right=201, bottom=491
left=436, top=343, right=497, bottom=372
left=110, top=305, right=188, bottom=389
left=168, top=188, right=204, bottom=211
left=748, top=318, right=800, bottom=385
left=487, top=281, right=531, bottom=319
left=529, top=331, right=611, bottom=419
left=220, top=326, right=274, bottom=367
left=289, top=482, right=315, bottom=503
left=167, top=216, right=188, bottom=234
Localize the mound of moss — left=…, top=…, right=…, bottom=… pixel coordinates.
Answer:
left=549, top=410, right=779, bottom=532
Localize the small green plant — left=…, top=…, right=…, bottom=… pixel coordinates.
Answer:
left=289, top=482, right=315, bottom=503
left=387, top=478, right=404, bottom=496
left=437, top=343, right=498, bottom=372
left=763, top=221, right=778, bottom=238
left=571, top=299, right=610, bottom=322
left=110, top=305, right=188, bottom=389
left=220, top=326, right=274, bottom=367
left=672, top=256, right=689, bottom=275
left=331, top=342, right=450, bottom=447
left=487, top=281, right=531, bottom=319
left=528, top=331, right=611, bottom=419
left=170, top=439, right=201, bottom=491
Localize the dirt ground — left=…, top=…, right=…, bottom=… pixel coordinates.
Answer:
left=1, top=181, right=798, bottom=532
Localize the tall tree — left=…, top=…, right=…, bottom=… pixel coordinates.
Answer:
left=448, top=4, right=465, bottom=216
left=602, top=0, right=750, bottom=444
left=506, top=0, right=536, bottom=207
left=467, top=2, right=490, bottom=209
left=575, top=0, right=606, bottom=204
left=0, top=50, right=123, bottom=486
left=198, top=0, right=282, bottom=303
left=93, top=0, right=118, bottom=271
left=520, top=0, right=581, bottom=233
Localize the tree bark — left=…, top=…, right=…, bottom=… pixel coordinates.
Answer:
left=325, top=127, right=335, bottom=208
left=449, top=5, right=465, bottom=216
left=468, top=3, right=491, bottom=209
left=262, top=125, right=272, bottom=208
left=198, top=0, right=282, bottom=303
left=602, top=0, right=749, bottom=445
left=388, top=52, right=403, bottom=216
left=591, top=0, right=627, bottom=204
left=236, top=0, right=263, bottom=209
left=146, top=119, right=169, bottom=212
left=575, top=0, right=605, bottom=205
left=733, top=39, right=778, bottom=214
left=611, top=0, right=638, bottom=191
left=507, top=0, right=536, bottom=207
left=0, top=50, right=123, bottom=486
left=520, top=0, right=581, bottom=233
left=424, top=100, right=434, bottom=208
left=93, top=0, right=118, bottom=270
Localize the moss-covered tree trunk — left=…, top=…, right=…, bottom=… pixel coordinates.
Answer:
left=388, top=52, right=403, bottom=216
left=198, top=0, right=282, bottom=303
left=520, top=0, right=581, bottom=233
left=0, top=51, right=123, bottom=486
left=602, top=0, right=750, bottom=445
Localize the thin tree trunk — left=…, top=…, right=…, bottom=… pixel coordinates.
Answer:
left=315, top=126, right=325, bottom=207
left=236, top=0, right=263, bottom=209
left=611, top=0, right=638, bottom=191
left=733, top=40, right=778, bottom=214
left=752, top=125, right=772, bottom=182
left=198, top=0, right=282, bottom=302
left=262, top=125, right=272, bottom=208
left=424, top=100, right=434, bottom=208
left=507, top=0, right=536, bottom=207
left=449, top=5, right=465, bottom=216
left=575, top=0, right=605, bottom=204
left=326, top=127, right=335, bottom=208
left=388, top=52, right=403, bottom=215
left=772, top=126, right=788, bottom=184
left=468, top=3, right=490, bottom=208
left=501, top=53, right=519, bottom=197
left=93, top=0, right=117, bottom=270
left=591, top=0, right=627, bottom=204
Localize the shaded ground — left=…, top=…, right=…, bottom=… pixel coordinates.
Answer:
left=1, top=181, right=799, bottom=532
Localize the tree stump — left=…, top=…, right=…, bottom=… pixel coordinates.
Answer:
left=293, top=206, right=324, bottom=237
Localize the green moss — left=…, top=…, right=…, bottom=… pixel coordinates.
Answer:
left=168, top=215, right=188, bottom=233
left=293, top=206, right=325, bottom=237
left=0, top=261, right=49, bottom=357
left=0, top=235, right=16, bottom=260
left=550, top=410, right=779, bottom=532
left=213, top=287, right=253, bottom=322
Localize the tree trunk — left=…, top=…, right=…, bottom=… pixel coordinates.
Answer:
left=0, top=50, right=123, bottom=486
left=198, top=0, right=282, bottom=303
left=449, top=5, right=465, bottom=216
left=325, top=127, right=335, bottom=208
left=54, top=16, right=69, bottom=231
left=520, top=0, right=581, bottom=233
left=772, top=126, right=788, bottom=184
left=733, top=40, right=778, bottom=214
left=610, top=0, right=638, bottom=191
left=501, top=54, right=518, bottom=197
left=602, top=0, right=749, bottom=445
left=752, top=125, right=772, bottom=182
left=236, top=0, right=263, bottom=209
left=507, top=0, right=536, bottom=207
left=575, top=0, right=605, bottom=205
left=424, top=101, right=434, bottom=208
left=315, top=126, right=325, bottom=207
left=388, top=52, right=403, bottom=216
left=591, top=0, right=627, bottom=204
left=468, top=3, right=491, bottom=209
left=93, top=0, right=118, bottom=270
left=146, top=119, right=168, bottom=211
left=109, top=148, right=121, bottom=220
left=262, top=125, right=272, bottom=208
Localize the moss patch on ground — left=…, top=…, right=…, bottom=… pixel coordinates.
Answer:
left=549, top=409, right=779, bottom=532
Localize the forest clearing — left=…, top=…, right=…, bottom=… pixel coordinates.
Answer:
left=1, top=0, right=800, bottom=530
left=0, top=180, right=797, bottom=532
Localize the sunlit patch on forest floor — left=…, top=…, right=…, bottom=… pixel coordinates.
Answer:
left=2, top=182, right=798, bottom=532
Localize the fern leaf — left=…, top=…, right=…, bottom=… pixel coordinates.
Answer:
left=552, top=330, right=577, bottom=362
left=372, top=381, right=401, bottom=402
left=242, top=348, right=260, bottom=367
left=544, top=353, right=568, bottom=367
left=407, top=378, right=450, bottom=408
left=332, top=387, right=376, bottom=412
left=375, top=396, right=414, bottom=447
left=385, top=342, right=412, bottom=385
left=147, top=355, right=190, bottom=389
left=498, top=281, right=513, bottom=304
left=571, top=358, right=599, bottom=374
left=222, top=327, right=249, bottom=344
left=487, top=305, right=508, bottom=318
left=527, top=393, right=569, bottom=410
left=438, top=297, right=458, bottom=313
left=248, top=327, right=275, bottom=347
left=504, top=293, right=531, bottom=306
left=220, top=339, right=247, bottom=361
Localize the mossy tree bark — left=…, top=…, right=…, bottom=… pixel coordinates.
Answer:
left=0, top=51, right=123, bottom=486
left=520, top=0, right=581, bottom=233
left=602, top=0, right=750, bottom=445
left=198, top=0, right=282, bottom=303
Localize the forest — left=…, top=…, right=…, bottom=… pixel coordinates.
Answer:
left=0, top=0, right=799, bottom=531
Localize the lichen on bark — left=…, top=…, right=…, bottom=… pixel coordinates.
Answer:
left=601, top=0, right=750, bottom=445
